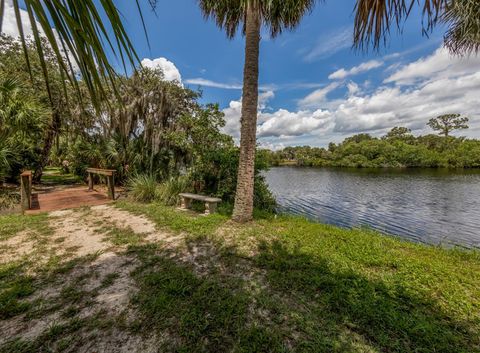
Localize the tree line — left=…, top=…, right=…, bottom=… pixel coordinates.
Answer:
left=265, top=116, right=479, bottom=169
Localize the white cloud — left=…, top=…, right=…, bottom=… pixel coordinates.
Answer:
left=222, top=92, right=333, bottom=140
left=184, top=78, right=242, bottom=90
left=141, top=57, right=182, bottom=83
left=303, top=27, right=352, bottom=62
left=258, top=109, right=333, bottom=138
left=347, top=81, right=360, bottom=96
left=1, top=0, right=34, bottom=38
left=298, top=82, right=340, bottom=109
left=385, top=47, right=480, bottom=85
left=329, top=60, right=384, bottom=80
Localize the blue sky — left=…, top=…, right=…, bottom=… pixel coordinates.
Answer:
left=3, top=0, right=480, bottom=148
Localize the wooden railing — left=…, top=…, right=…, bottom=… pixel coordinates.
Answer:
left=86, top=168, right=116, bottom=200
left=20, top=170, right=33, bottom=212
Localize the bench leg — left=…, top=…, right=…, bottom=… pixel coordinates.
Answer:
left=205, top=202, right=217, bottom=215
left=181, top=197, right=192, bottom=210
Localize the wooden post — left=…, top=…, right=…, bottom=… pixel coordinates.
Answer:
left=107, top=174, right=115, bottom=200
left=88, top=172, right=94, bottom=191
left=20, top=171, right=32, bottom=212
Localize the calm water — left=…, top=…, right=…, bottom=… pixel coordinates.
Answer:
left=265, top=167, right=480, bottom=248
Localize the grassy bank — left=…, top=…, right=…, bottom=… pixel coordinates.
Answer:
left=117, top=202, right=480, bottom=352
left=0, top=203, right=479, bottom=352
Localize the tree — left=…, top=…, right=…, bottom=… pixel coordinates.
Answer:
left=0, top=76, right=47, bottom=181
left=353, top=0, right=480, bottom=55
left=0, top=35, right=75, bottom=181
left=384, top=127, right=412, bottom=140
left=427, top=114, right=469, bottom=137
left=199, top=0, right=316, bottom=222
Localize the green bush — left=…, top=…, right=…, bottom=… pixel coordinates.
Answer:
left=128, top=174, right=158, bottom=203
left=156, top=175, right=192, bottom=206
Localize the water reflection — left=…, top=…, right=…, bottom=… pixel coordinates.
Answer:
left=265, top=167, right=480, bottom=248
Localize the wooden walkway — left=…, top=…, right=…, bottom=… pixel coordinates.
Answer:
left=25, top=186, right=113, bottom=215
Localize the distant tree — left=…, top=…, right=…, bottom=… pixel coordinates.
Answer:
left=427, top=114, right=469, bottom=137
left=328, top=142, right=337, bottom=153
left=344, top=134, right=374, bottom=144
left=384, top=127, right=412, bottom=140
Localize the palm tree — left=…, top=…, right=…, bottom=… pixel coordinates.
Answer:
left=199, top=0, right=316, bottom=222
left=0, top=76, right=46, bottom=180
left=0, top=0, right=149, bottom=106
left=353, top=0, right=480, bottom=55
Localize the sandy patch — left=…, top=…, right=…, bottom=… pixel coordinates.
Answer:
left=91, top=205, right=156, bottom=235
left=0, top=231, right=36, bottom=264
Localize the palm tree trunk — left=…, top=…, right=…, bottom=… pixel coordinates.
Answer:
left=232, top=1, right=261, bottom=223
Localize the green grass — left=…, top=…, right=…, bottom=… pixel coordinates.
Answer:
left=1, top=202, right=479, bottom=352
left=117, top=201, right=480, bottom=353
left=41, top=167, right=82, bottom=185
left=0, top=213, right=50, bottom=241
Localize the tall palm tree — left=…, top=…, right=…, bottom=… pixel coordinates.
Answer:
left=199, top=0, right=317, bottom=222
left=353, top=0, right=480, bottom=55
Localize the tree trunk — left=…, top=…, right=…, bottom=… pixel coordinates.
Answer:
left=33, top=111, right=61, bottom=182
left=232, top=2, right=261, bottom=223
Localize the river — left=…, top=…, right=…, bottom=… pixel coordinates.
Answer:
left=264, top=167, right=480, bottom=248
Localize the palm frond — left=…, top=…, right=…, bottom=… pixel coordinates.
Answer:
left=443, top=0, right=480, bottom=55
left=353, top=0, right=447, bottom=50
left=199, top=0, right=318, bottom=39
left=0, top=0, right=152, bottom=108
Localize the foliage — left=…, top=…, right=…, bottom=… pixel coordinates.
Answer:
left=353, top=0, right=480, bottom=55
left=156, top=175, right=193, bottom=206
left=199, top=0, right=316, bottom=39
left=0, top=0, right=148, bottom=108
left=267, top=124, right=480, bottom=169
left=128, top=174, right=159, bottom=203
left=0, top=75, right=47, bottom=181
left=0, top=188, right=20, bottom=211
left=428, top=114, right=469, bottom=137
left=443, top=0, right=480, bottom=55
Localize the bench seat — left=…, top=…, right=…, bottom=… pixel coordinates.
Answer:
left=179, top=193, right=222, bottom=215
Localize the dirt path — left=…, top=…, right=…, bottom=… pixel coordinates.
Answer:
left=0, top=205, right=185, bottom=352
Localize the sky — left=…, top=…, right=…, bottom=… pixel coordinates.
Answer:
left=2, top=0, right=480, bottom=149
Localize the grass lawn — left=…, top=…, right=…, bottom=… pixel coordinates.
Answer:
left=40, top=167, right=83, bottom=185
left=0, top=202, right=479, bottom=352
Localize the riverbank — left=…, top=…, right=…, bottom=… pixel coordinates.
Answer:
left=1, top=202, right=479, bottom=352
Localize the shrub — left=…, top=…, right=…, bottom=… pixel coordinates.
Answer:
left=0, top=188, right=20, bottom=211
left=128, top=174, right=158, bottom=203
left=156, top=175, right=192, bottom=206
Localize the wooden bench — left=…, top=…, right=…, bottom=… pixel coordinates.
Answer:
left=179, top=193, right=222, bottom=215
left=20, top=170, right=33, bottom=212
left=86, top=168, right=116, bottom=200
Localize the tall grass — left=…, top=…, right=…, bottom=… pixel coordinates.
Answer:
left=128, top=174, right=158, bottom=203
left=156, top=175, right=191, bottom=206
left=128, top=174, right=192, bottom=205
